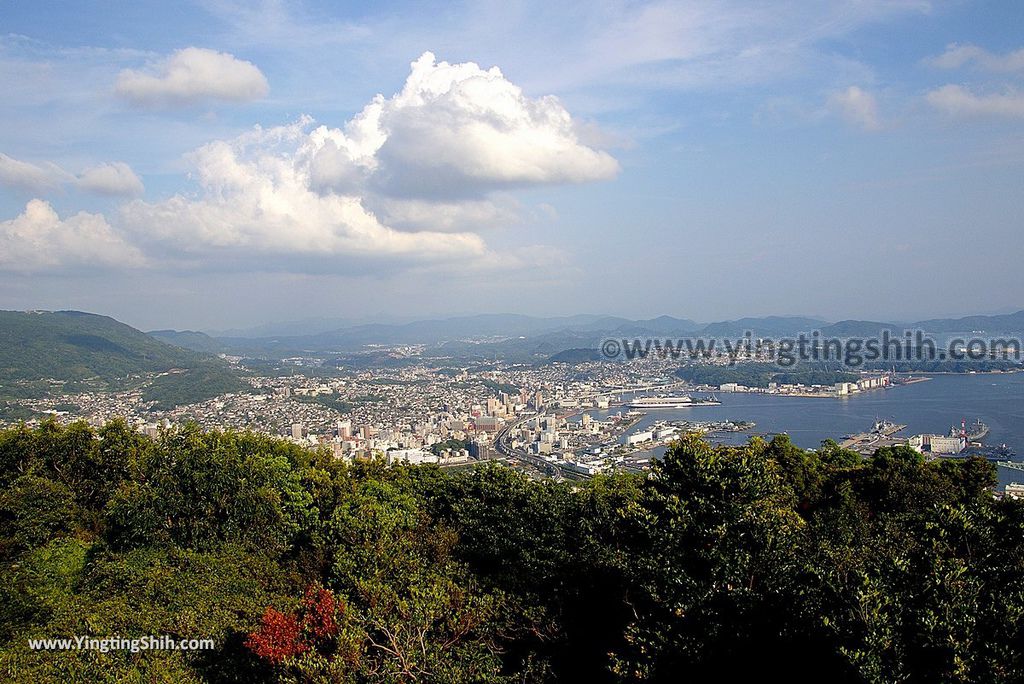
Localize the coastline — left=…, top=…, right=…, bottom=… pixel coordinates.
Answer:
left=688, top=375, right=932, bottom=400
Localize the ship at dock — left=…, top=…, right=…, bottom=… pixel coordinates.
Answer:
left=962, top=443, right=1017, bottom=460
left=869, top=419, right=906, bottom=437
left=839, top=419, right=908, bottom=455
left=628, top=394, right=721, bottom=409
left=951, top=418, right=989, bottom=442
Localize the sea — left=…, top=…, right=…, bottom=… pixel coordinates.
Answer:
left=584, top=372, right=1024, bottom=489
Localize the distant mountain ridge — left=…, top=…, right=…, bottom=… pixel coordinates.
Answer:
left=699, top=316, right=827, bottom=337
left=208, top=313, right=649, bottom=355
left=142, top=310, right=1024, bottom=358
left=914, top=310, right=1024, bottom=333
left=817, top=320, right=901, bottom=337
left=148, top=329, right=223, bottom=354
left=4, top=307, right=1021, bottom=380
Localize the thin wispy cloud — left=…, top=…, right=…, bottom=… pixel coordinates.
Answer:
left=926, top=85, right=1024, bottom=118
left=928, top=43, right=1024, bottom=72
left=367, top=0, right=931, bottom=96
left=828, top=86, right=883, bottom=131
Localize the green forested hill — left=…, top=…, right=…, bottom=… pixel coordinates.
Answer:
left=0, top=311, right=250, bottom=406
left=0, top=310, right=213, bottom=383
left=1, top=421, right=1021, bottom=683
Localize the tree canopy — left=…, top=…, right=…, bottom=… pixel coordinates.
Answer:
left=1, top=420, right=1021, bottom=682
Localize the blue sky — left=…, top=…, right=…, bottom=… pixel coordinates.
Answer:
left=1, top=0, right=1022, bottom=330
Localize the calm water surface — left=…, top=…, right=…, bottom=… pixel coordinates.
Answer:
left=585, top=373, right=1024, bottom=488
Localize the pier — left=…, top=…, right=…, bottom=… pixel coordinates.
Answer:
left=839, top=421, right=909, bottom=455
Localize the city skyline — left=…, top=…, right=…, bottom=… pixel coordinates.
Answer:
left=1, top=1, right=1023, bottom=330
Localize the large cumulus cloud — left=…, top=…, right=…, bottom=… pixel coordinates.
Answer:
left=308, top=52, right=619, bottom=199
left=120, top=118, right=489, bottom=265
left=2, top=53, right=617, bottom=275
left=0, top=200, right=146, bottom=272
left=119, top=52, right=617, bottom=269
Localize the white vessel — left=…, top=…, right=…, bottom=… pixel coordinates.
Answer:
left=628, top=395, right=720, bottom=409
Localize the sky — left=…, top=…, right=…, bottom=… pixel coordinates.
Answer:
left=0, top=0, right=1022, bottom=331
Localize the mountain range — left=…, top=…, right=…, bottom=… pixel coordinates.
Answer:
left=147, top=310, right=1024, bottom=358
left=3, top=309, right=1021, bottom=391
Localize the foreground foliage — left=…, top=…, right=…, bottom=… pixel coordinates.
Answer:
left=0, top=420, right=1021, bottom=682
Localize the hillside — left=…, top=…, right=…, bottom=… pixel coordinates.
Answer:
left=141, top=364, right=251, bottom=409
left=0, top=310, right=212, bottom=382
left=915, top=309, right=1024, bottom=333
left=147, top=329, right=224, bottom=354
left=0, top=311, right=247, bottom=405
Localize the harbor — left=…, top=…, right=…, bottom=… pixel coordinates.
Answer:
left=839, top=419, right=908, bottom=454
left=587, top=372, right=1024, bottom=490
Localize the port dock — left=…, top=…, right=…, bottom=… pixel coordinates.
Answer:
left=839, top=421, right=908, bottom=455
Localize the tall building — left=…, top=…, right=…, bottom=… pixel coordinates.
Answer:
left=291, top=422, right=304, bottom=440
left=473, top=416, right=501, bottom=433
left=469, top=440, right=496, bottom=460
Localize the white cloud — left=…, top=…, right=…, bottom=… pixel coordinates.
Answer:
left=369, top=53, right=619, bottom=196
left=368, top=196, right=520, bottom=233
left=928, top=43, right=1024, bottom=72
left=0, top=53, right=613, bottom=276
left=349, top=1, right=930, bottom=99
left=119, top=53, right=617, bottom=270
left=0, top=199, right=146, bottom=272
left=0, top=153, right=69, bottom=191
left=828, top=86, right=882, bottom=131
left=119, top=119, right=490, bottom=265
left=77, top=162, right=145, bottom=196
left=115, top=47, right=269, bottom=107
left=0, top=153, right=145, bottom=197
left=926, top=85, right=1024, bottom=118
left=304, top=52, right=619, bottom=199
